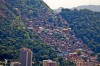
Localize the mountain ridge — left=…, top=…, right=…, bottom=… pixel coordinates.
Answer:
left=73, top=5, right=100, bottom=12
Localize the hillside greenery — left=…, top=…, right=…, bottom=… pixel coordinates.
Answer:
left=60, top=9, right=100, bottom=53
left=0, top=0, right=76, bottom=66
left=0, top=0, right=56, bottom=62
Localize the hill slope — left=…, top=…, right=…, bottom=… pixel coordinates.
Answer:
left=0, top=0, right=57, bottom=62
left=60, top=9, right=100, bottom=53
left=6, top=0, right=91, bottom=53
left=0, top=0, right=95, bottom=65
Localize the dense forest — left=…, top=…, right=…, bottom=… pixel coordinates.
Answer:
left=60, top=9, right=100, bottom=53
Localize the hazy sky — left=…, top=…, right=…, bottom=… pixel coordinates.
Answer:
left=43, top=0, right=100, bottom=9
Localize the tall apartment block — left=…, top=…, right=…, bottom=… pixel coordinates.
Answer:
left=43, top=60, right=56, bottom=66
left=20, top=48, right=32, bottom=66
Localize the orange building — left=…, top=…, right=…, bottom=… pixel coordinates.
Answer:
left=43, top=60, right=56, bottom=66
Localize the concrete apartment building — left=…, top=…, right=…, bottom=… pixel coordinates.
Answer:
left=43, top=60, right=56, bottom=66
left=20, top=48, right=32, bottom=66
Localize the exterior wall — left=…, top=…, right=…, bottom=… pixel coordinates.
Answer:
left=43, top=60, right=51, bottom=66
left=48, top=63, right=56, bottom=66
left=28, top=51, right=33, bottom=66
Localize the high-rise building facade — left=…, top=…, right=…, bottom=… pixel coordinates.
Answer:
left=20, top=48, right=32, bottom=66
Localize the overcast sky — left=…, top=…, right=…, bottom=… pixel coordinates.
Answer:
left=43, top=0, right=100, bottom=9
